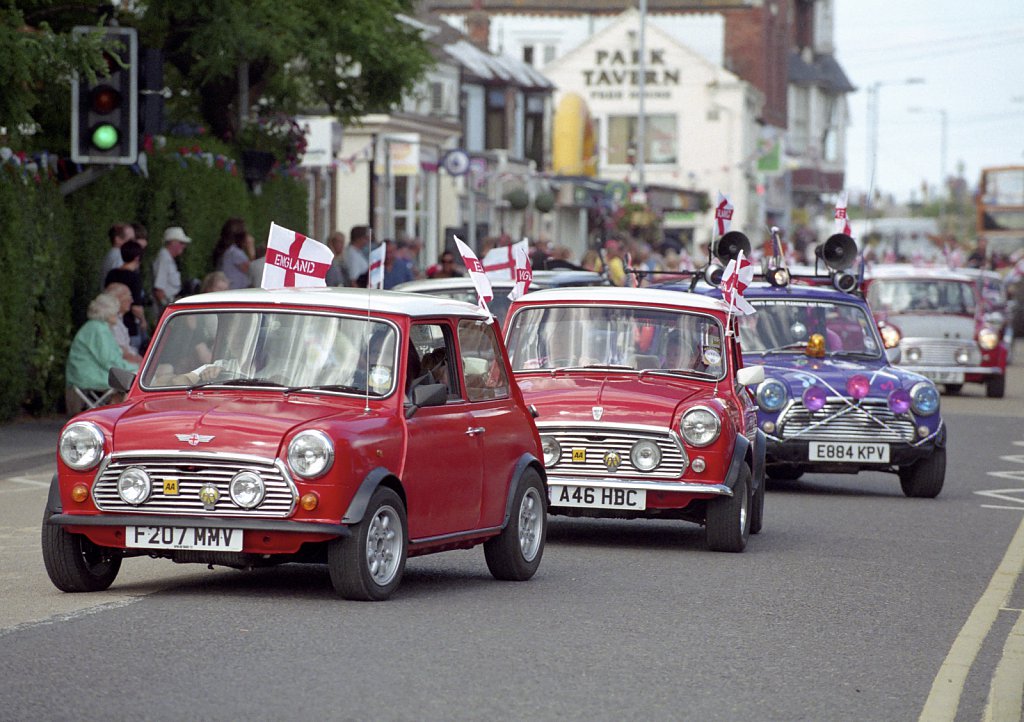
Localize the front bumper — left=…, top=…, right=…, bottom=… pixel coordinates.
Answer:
left=900, top=364, right=1001, bottom=377
left=545, top=475, right=731, bottom=498
left=46, top=512, right=349, bottom=538
left=765, top=422, right=944, bottom=471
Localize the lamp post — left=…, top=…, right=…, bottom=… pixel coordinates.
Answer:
left=907, top=106, right=948, bottom=230
left=866, top=77, right=925, bottom=204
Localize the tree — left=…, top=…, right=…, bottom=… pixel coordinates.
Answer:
left=3, top=0, right=435, bottom=149
left=128, top=0, right=434, bottom=140
left=0, top=2, right=119, bottom=142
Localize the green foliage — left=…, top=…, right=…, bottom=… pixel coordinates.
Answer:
left=0, top=138, right=307, bottom=419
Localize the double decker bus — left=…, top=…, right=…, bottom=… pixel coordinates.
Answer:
left=977, top=166, right=1024, bottom=255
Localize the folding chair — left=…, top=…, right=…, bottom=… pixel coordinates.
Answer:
left=70, top=387, right=114, bottom=415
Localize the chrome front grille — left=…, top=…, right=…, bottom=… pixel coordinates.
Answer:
left=538, top=423, right=688, bottom=478
left=779, top=400, right=915, bottom=443
left=900, top=337, right=979, bottom=367
left=92, top=452, right=297, bottom=517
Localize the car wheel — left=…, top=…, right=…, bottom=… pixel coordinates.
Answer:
left=484, top=469, right=546, bottom=581
left=749, top=476, right=765, bottom=535
left=328, top=487, right=407, bottom=601
left=705, top=464, right=751, bottom=552
left=944, top=383, right=963, bottom=395
left=898, top=447, right=946, bottom=498
left=768, top=464, right=803, bottom=481
left=986, top=374, right=1006, bottom=399
left=41, top=516, right=122, bottom=592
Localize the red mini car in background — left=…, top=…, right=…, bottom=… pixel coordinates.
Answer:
left=864, top=265, right=1009, bottom=397
left=43, top=288, right=547, bottom=600
left=503, top=287, right=766, bottom=552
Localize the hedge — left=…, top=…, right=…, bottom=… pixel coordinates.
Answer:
left=0, top=139, right=307, bottom=419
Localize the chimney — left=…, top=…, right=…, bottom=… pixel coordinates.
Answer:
left=466, top=0, right=490, bottom=51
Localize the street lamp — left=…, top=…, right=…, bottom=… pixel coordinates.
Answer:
left=866, top=77, right=925, bottom=204
left=907, top=106, right=948, bottom=208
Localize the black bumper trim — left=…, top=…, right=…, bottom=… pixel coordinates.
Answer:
left=46, top=513, right=349, bottom=537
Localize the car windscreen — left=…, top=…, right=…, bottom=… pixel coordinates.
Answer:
left=740, top=298, right=883, bottom=359
left=505, top=304, right=725, bottom=379
left=140, top=309, right=399, bottom=396
left=867, top=279, right=977, bottom=315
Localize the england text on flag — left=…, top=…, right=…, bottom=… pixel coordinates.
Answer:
left=714, top=192, right=734, bottom=236
left=261, top=223, right=333, bottom=289
left=720, top=249, right=756, bottom=316
left=453, top=237, right=494, bottom=316
left=507, top=242, right=532, bottom=301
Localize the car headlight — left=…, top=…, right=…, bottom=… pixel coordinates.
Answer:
left=910, top=381, right=940, bottom=416
left=755, top=379, right=787, bottom=412
left=117, top=466, right=152, bottom=505
left=229, top=470, right=266, bottom=509
left=540, top=435, right=561, bottom=467
left=630, top=440, right=662, bottom=472
left=978, top=327, right=999, bottom=350
left=58, top=421, right=105, bottom=471
left=287, top=430, right=334, bottom=478
left=879, top=323, right=901, bottom=349
left=681, top=406, right=721, bottom=447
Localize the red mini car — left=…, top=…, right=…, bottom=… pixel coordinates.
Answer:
left=44, top=288, right=547, bottom=600
left=503, top=287, right=766, bottom=552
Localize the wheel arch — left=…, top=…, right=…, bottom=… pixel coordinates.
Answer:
left=500, top=453, right=546, bottom=530
left=341, top=467, right=406, bottom=524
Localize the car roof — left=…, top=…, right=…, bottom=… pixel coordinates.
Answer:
left=865, top=264, right=976, bottom=282
left=657, top=278, right=867, bottom=304
left=171, top=286, right=492, bottom=320
left=510, top=285, right=731, bottom=313
left=392, top=269, right=607, bottom=294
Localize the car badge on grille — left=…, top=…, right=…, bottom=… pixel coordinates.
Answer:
left=592, top=406, right=604, bottom=421
left=198, top=483, right=220, bottom=510
left=603, top=451, right=621, bottom=472
left=176, top=433, right=215, bottom=446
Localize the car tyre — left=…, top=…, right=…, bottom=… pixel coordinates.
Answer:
left=328, top=487, right=407, bottom=601
left=705, top=463, right=751, bottom=552
left=898, top=447, right=945, bottom=498
left=41, top=515, right=122, bottom=592
left=986, top=374, right=1006, bottom=399
left=749, top=476, right=765, bottom=535
left=485, top=469, right=546, bottom=581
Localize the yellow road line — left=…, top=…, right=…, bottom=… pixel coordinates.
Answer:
left=983, top=609, right=1024, bottom=721
left=919, top=513, right=1024, bottom=721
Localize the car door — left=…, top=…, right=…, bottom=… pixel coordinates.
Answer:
left=404, top=321, right=484, bottom=540
left=457, top=319, right=523, bottom=528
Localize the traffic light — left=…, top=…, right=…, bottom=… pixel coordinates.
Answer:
left=71, top=26, right=138, bottom=165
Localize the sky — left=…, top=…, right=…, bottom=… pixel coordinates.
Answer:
left=833, top=0, right=1024, bottom=203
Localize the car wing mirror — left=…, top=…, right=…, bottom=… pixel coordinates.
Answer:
left=885, top=346, right=902, bottom=364
left=405, top=383, right=448, bottom=418
left=109, top=366, right=136, bottom=394
left=735, top=365, right=764, bottom=387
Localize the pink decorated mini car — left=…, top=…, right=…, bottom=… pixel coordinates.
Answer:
left=44, top=288, right=547, bottom=600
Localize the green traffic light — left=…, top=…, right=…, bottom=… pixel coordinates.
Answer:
left=91, top=124, right=119, bottom=151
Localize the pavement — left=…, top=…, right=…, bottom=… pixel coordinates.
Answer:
left=0, top=415, right=66, bottom=477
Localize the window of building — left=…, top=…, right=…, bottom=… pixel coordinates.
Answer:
left=543, top=45, right=557, bottom=65
left=522, top=45, right=534, bottom=65
left=430, top=82, right=445, bottom=115
left=486, top=88, right=507, bottom=150
left=524, top=94, right=545, bottom=168
left=606, top=114, right=677, bottom=165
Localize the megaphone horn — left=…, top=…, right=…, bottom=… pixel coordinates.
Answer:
left=816, top=233, right=857, bottom=271
left=715, top=231, right=752, bottom=264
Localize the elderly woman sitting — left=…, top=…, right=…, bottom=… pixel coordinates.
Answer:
left=65, top=292, right=140, bottom=415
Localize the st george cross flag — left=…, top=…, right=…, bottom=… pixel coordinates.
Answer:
left=367, top=243, right=386, bottom=289
left=714, top=192, right=734, bottom=236
left=453, top=236, right=494, bottom=315
left=834, top=191, right=852, bottom=236
left=507, top=242, right=532, bottom=301
left=720, top=249, right=756, bottom=316
left=261, top=223, right=333, bottom=289
left=482, top=238, right=529, bottom=280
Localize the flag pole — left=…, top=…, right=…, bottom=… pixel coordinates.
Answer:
left=364, top=229, right=373, bottom=414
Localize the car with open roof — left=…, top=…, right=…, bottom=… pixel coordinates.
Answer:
left=394, top=269, right=609, bottom=324
left=502, top=286, right=766, bottom=552
left=43, top=287, right=547, bottom=601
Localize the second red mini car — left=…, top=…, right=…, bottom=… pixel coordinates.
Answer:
left=503, top=287, right=766, bottom=552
